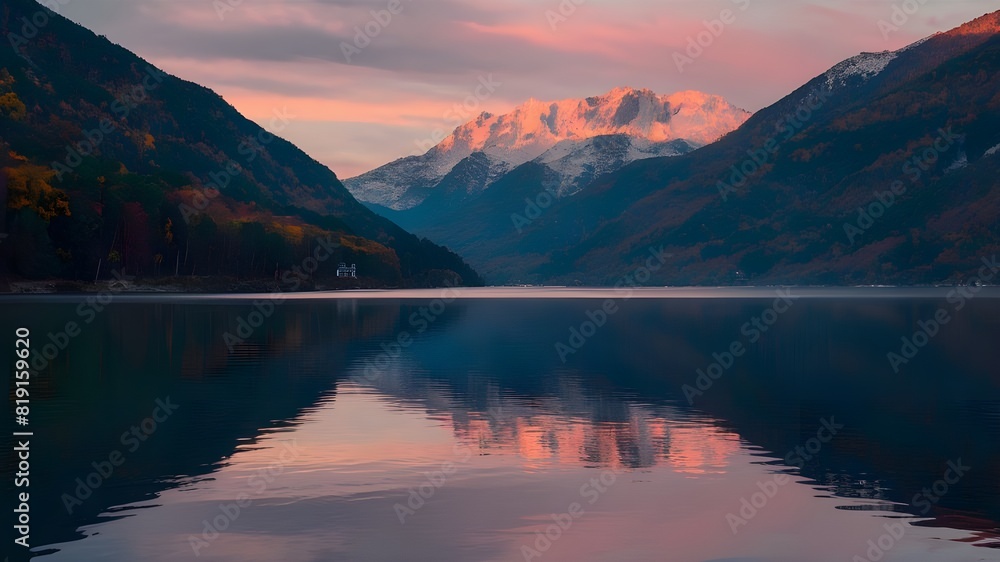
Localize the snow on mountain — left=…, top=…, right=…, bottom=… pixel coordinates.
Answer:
left=345, top=88, right=751, bottom=210
left=534, top=135, right=695, bottom=196
left=343, top=153, right=453, bottom=211
left=440, top=88, right=746, bottom=164
left=897, top=34, right=935, bottom=53
left=819, top=30, right=957, bottom=91
left=823, top=51, right=898, bottom=89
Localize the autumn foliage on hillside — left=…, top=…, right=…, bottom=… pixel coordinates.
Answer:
left=0, top=0, right=481, bottom=288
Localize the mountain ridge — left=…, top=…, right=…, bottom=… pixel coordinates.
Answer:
left=0, top=0, right=482, bottom=289
left=413, top=11, right=1000, bottom=285
left=345, top=87, right=751, bottom=211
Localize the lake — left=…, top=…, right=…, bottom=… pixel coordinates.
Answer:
left=3, top=288, right=1000, bottom=561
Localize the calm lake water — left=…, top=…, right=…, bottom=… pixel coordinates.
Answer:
left=3, top=288, right=1000, bottom=561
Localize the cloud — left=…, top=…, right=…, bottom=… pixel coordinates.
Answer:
left=55, top=0, right=1000, bottom=176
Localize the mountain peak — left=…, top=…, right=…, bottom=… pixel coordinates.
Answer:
left=947, top=10, right=1000, bottom=36
left=821, top=11, right=999, bottom=90
left=346, top=87, right=751, bottom=210
left=434, top=87, right=750, bottom=165
left=604, top=86, right=656, bottom=98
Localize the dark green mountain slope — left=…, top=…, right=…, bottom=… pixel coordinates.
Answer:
left=0, top=0, right=481, bottom=288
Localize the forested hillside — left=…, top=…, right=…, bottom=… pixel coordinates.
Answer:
left=0, top=0, right=481, bottom=289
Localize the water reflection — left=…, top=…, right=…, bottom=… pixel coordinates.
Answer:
left=445, top=398, right=740, bottom=474
left=1, top=291, right=999, bottom=561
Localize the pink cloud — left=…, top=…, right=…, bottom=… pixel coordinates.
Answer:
left=62, top=0, right=998, bottom=175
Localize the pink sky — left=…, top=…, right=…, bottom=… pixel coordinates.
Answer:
left=55, top=0, right=998, bottom=177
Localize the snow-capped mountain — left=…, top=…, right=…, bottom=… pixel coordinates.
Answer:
left=409, top=10, right=1000, bottom=286
left=534, top=135, right=696, bottom=196
left=823, top=51, right=899, bottom=89
left=345, top=88, right=751, bottom=211
left=820, top=35, right=934, bottom=90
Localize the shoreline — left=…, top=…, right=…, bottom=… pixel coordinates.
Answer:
left=1, top=285, right=998, bottom=301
